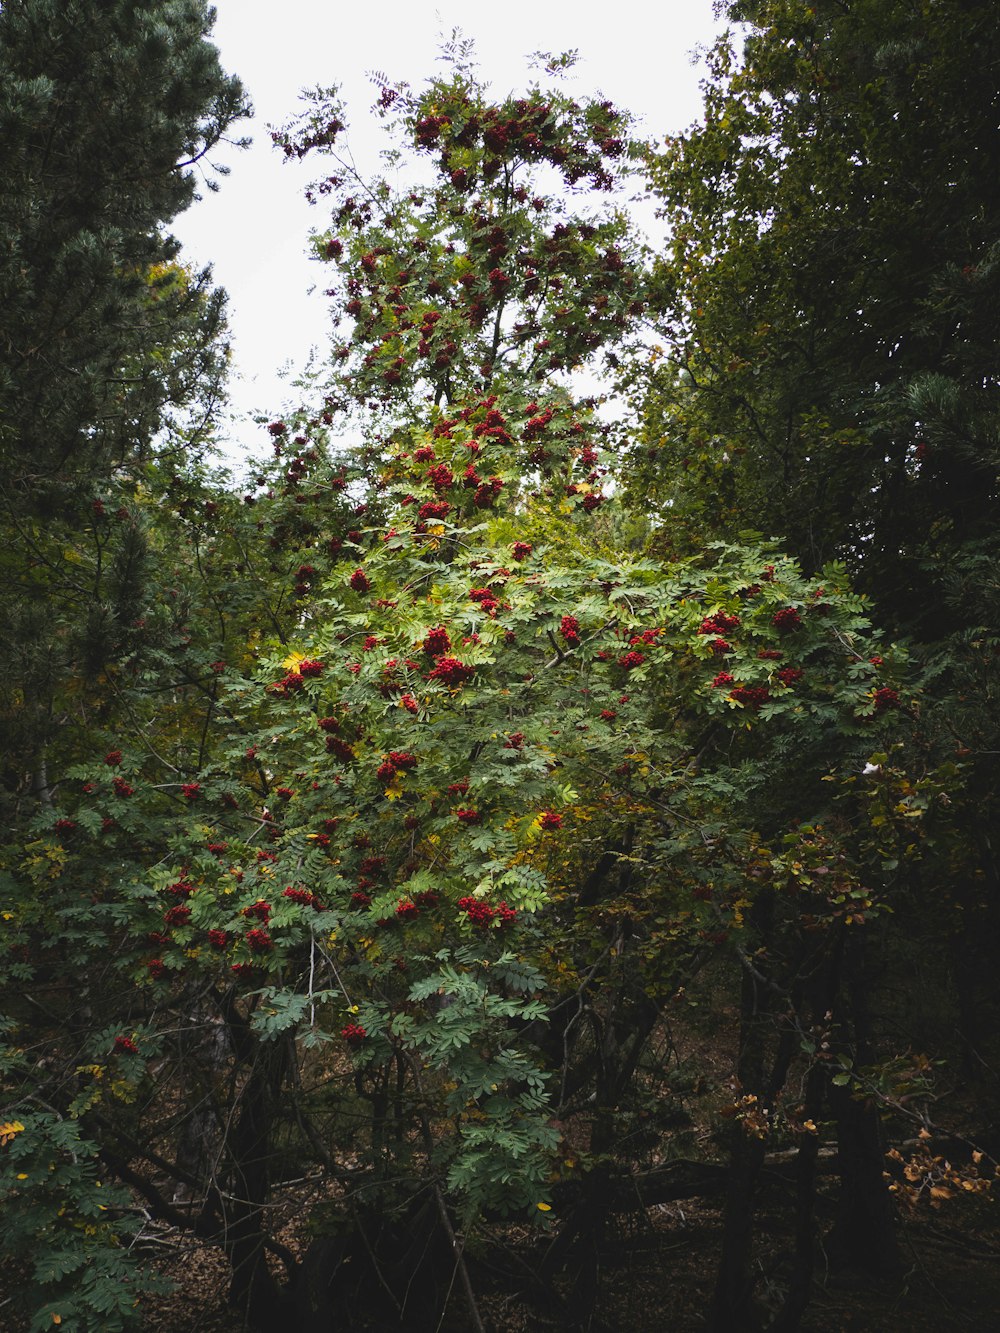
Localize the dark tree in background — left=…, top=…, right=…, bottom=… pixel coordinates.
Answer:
left=628, top=3, right=1000, bottom=1323
left=643, top=0, right=1000, bottom=623
left=0, top=0, right=249, bottom=813
left=0, top=0, right=248, bottom=502
left=641, top=0, right=1000, bottom=1150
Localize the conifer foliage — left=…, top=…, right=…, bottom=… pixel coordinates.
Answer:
left=0, top=0, right=248, bottom=502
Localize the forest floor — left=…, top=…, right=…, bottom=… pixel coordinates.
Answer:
left=138, top=1008, right=1000, bottom=1330
left=142, top=1180, right=1000, bottom=1331
left=10, top=972, right=998, bottom=1329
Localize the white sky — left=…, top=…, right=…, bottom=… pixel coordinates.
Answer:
left=171, top=0, right=721, bottom=457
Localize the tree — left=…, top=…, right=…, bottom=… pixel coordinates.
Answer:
left=3, top=47, right=918, bottom=1333
left=0, top=2, right=250, bottom=1326
left=639, top=0, right=1000, bottom=607
left=621, top=6, right=1000, bottom=1318
left=0, top=0, right=250, bottom=825
left=0, top=0, right=248, bottom=504
left=640, top=0, right=1000, bottom=1187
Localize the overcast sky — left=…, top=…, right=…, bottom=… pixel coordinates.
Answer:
left=171, top=0, right=721, bottom=455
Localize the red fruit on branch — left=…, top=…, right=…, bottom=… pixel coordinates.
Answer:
left=428, top=656, right=475, bottom=686
left=772, top=607, right=802, bottom=632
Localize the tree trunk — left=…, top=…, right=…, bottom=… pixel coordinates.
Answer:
left=223, top=1040, right=289, bottom=1330
left=826, top=927, right=899, bottom=1276
left=709, top=894, right=777, bottom=1333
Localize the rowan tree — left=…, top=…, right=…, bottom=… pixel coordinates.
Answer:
left=0, top=38, right=934, bottom=1333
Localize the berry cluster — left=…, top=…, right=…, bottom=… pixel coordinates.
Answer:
left=457, top=896, right=517, bottom=929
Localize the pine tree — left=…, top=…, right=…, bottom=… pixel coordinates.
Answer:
left=0, top=0, right=249, bottom=813
left=0, top=0, right=248, bottom=507
left=642, top=0, right=1000, bottom=631
left=642, top=4, right=1000, bottom=1304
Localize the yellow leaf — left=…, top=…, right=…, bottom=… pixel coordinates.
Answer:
left=0, top=1120, right=25, bottom=1146
left=536, top=1202, right=552, bottom=1212
left=282, top=651, right=306, bottom=670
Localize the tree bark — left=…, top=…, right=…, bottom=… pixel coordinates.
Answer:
left=223, top=1039, right=289, bottom=1330
left=826, top=927, right=900, bottom=1276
